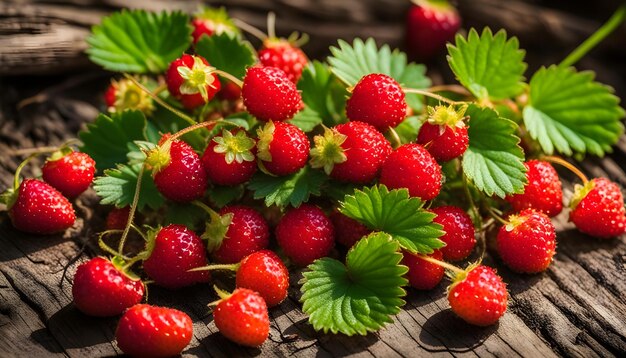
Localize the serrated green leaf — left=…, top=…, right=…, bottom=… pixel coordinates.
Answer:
left=289, top=106, right=323, bottom=132
left=295, top=61, right=347, bottom=129
left=93, top=163, right=164, bottom=211
left=195, top=32, right=256, bottom=80
left=392, top=116, right=423, bottom=144
left=87, top=10, right=192, bottom=73
left=339, top=185, right=444, bottom=254
left=447, top=28, right=526, bottom=100
left=79, top=110, right=148, bottom=172
left=208, top=185, right=244, bottom=208
left=462, top=105, right=526, bottom=198
left=301, top=232, right=408, bottom=336
left=523, top=65, right=625, bottom=156
left=248, top=166, right=328, bottom=208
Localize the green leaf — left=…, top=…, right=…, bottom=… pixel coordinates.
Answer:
left=300, top=232, right=408, bottom=336
left=248, top=166, right=328, bottom=208
left=164, top=202, right=208, bottom=231
left=289, top=106, right=324, bottom=132
left=295, top=61, right=347, bottom=129
left=79, top=110, right=148, bottom=172
left=93, top=163, right=164, bottom=211
left=149, top=104, right=208, bottom=151
left=447, top=28, right=526, bottom=100
left=392, top=116, right=423, bottom=144
left=523, top=65, right=625, bottom=156
left=208, top=185, right=244, bottom=208
left=339, top=185, right=444, bottom=254
left=462, top=104, right=527, bottom=198
left=87, top=10, right=192, bottom=73
left=195, top=32, right=256, bottom=80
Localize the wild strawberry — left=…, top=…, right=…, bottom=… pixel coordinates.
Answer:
left=259, top=39, right=308, bottom=83
left=6, top=179, right=75, bottom=234
left=147, top=138, right=208, bottom=203
left=276, top=204, right=335, bottom=266
left=569, top=178, right=626, bottom=239
left=310, top=121, right=392, bottom=184
left=330, top=211, right=372, bottom=248
left=416, top=105, right=469, bottom=162
left=257, top=121, right=310, bottom=176
left=142, top=224, right=211, bottom=289
left=202, top=129, right=257, bottom=186
left=191, top=6, right=238, bottom=44
left=345, top=74, right=407, bottom=131
left=236, top=250, right=289, bottom=307
left=431, top=206, right=475, bottom=261
left=204, top=205, right=270, bottom=264
left=218, top=81, right=242, bottom=101
left=72, top=257, right=144, bottom=317
left=379, top=143, right=442, bottom=200
left=166, top=54, right=221, bottom=110
left=448, top=265, right=507, bottom=326
left=506, top=160, right=563, bottom=217
left=402, top=250, right=445, bottom=290
left=406, top=0, right=461, bottom=62
left=105, top=206, right=130, bottom=231
left=116, top=304, right=193, bottom=357
left=213, top=288, right=270, bottom=347
left=42, top=150, right=95, bottom=198
left=104, top=78, right=155, bottom=114
left=241, top=66, right=302, bottom=122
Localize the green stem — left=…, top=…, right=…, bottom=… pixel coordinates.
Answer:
left=118, top=164, right=145, bottom=254
left=403, top=88, right=467, bottom=106
left=188, top=263, right=240, bottom=272
left=487, top=206, right=507, bottom=226
left=559, top=4, right=626, bottom=68
left=13, top=154, right=38, bottom=190
left=214, top=70, right=244, bottom=88
left=98, top=230, right=129, bottom=259
left=192, top=199, right=219, bottom=216
left=462, top=174, right=481, bottom=226
left=418, top=254, right=465, bottom=275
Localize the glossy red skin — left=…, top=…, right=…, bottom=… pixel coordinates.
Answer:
left=242, top=66, right=302, bottom=121
left=154, top=140, right=208, bottom=202
left=346, top=74, right=407, bottom=131
left=218, top=81, right=242, bottom=101
left=406, top=2, right=461, bottom=62
left=330, top=211, right=372, bottom=248
left=448, top=265, right=507, bottom=326
left=331, top=121, right=392, bottom=184
left=72, top=257, right=144, bottom=317
left=104, top=83, right=116, bottom=107
left=402, top=250, right=444, bottom=290
left=417, top=123, right=469, bottom=162
left=202, top=140, right=257, bottom=186
left=570, top=178, right=626, bottom=239
left=191, top=18, right=215, bottom=44
left=143, top=224, right=210, bottom=289
left=42, top=152, right=96, bottom=198
left=497, top=209, right=556, bottom=273
left=214, top=288, right=269, bottom=347
left=105, top=207, right=130, bottom=231
left=379, top=143, right=442, bottom=200
left=258, top=41, right=308, bottom=83
left=236, top=250, right=289, bottom=307
left=116, top=304, right=193, bottom=357
left=9, top=179, right=75, bottom=234
left=261, top=121, right=310, bottom=176
left=165, top=54, right=221, bottom=110
left=276, top=204, right=335, bottom=266
left=213, top=205, right=270, bottom=264
left=506, top=160, right=563, bottom=217
left=431, top=206, right=475, bottom=261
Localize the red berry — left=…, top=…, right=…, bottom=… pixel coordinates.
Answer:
left=166, top=54, right=221, bottom=110
left=330, top=211, right=372, bottom=248
left=379, top=143, right=442, bottom=200
left=42, top=151, right=95, bottom=198
left=276, top=204, right=335, bottom=266
left=8, top=179, right=75, bottom=234
left=259, top=39, right=308, bottom=83
left=406, top=0, right=461, bottom=62
left=346, top=74, right=407, bottom=131
left=257, top=121, right=310, bottom=176
left=569, top=178, right=626, bottom=239
left=402, top=250, right=445, bottom=290
left=104, top=83, right=117, bottom=108
left=242, top=66, right=302, bottom=122
left=105, top=207, right=130, bottom=231
left=142, top=224, right=211, bottom=289
left=417, top=122, right=469, bottom=162
left=506, top=160, right=563, bottom=217
left=218, top=81, right=242, bottom=101
left=236, top=250, right=289, bottom=307
left=116, top=304, right=193, bottom=357
left=431, top=206, right=475, bottom=261
left=209, top=205, right=270, bottom=264
left=202, top=129, right=257, bottom=186
left=448, top=265, right=507, bottom=326
left=191, top=7, right=238, bottom=44
left=213, top=288, right=270, bottom=347
left=72, top=257, right=144, bottom=317
left=103, top=78, right=154, bottom=114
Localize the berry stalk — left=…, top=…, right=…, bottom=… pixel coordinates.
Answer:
left=541, top=155, right=589, bottom=184
left=417, top=254, right=465, bottom=275
left=403, top=88, right=467, bottom=106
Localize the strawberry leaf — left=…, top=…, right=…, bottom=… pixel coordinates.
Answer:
left=207, top=185, right=244, bottom=208
left=462, top=105, right=527, bottom=198
left=195, top=32, right=256, bottom=80
left=300, top=232, right=408, bottom=336
left=392, top=115, right=423, bottom=144
left=164, top=202, right=208, bottom=231
left=289, top=106, right=324, bottom=132
left=93, top=163, right=164, bottom=211
left=87, top=10, right=192, bottom=73
left=523, top=66, right=625, bottom=156
left=247, top=166, right=327, bottom=208
left=339, top=185, right=444, bottom=254
left=447, top=28, right=526, bottom=100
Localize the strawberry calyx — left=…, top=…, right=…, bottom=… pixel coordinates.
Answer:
left=145, top=142, right=172, bottom=174
left=194, top=6, right=238, bottom=36
left=108, top=78, right=155, bottom=115
left=45, top=146, right=74, bottom=162
left=212, top=129, right=255, bottom=164
left=504, top=212, right=529, bottom=232
left=412, top=0, right=457, bottom=14
left=309, top=126, right=348, bottom=175
left=193, top=200, right=234, bottom=253
left=110, top=255, right=142, bottom=281
left=569, top=180, right=596, bottom=210
left=426, top=104, right=467, bottom=132
left=447, top=261, right=480, bottom=292
left=177, top=56, right=219, bottom=102
left=256, top=121, right=276, bottom=162
left=136, top=226, right=161, bottom=262
left=1, top=153, right=40, bottom=208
